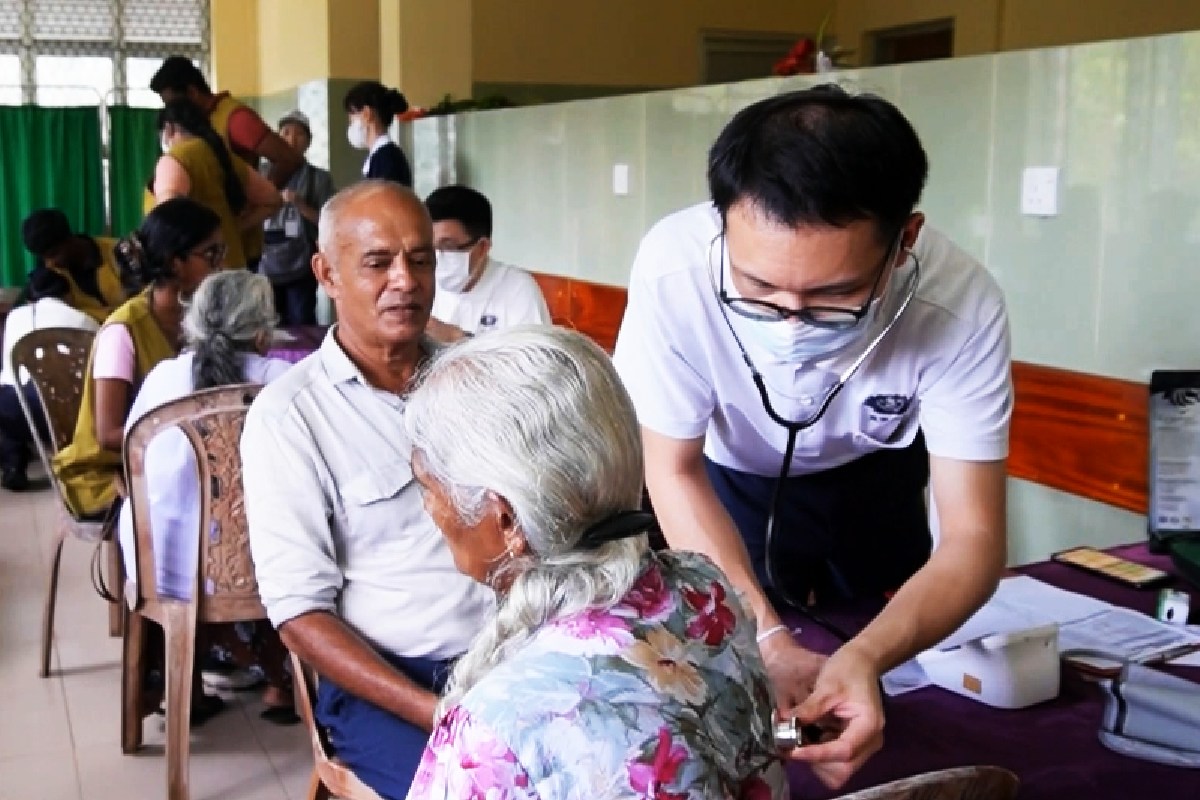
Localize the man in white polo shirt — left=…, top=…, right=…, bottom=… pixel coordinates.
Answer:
left=423, top=184, right=550, bottom=342
left=613, top=85, right=1011, bottom=788
left=242, top=181, right=493, bottom=800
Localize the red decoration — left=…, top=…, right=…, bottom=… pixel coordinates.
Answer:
left=773, top=38, right=818, bottom=77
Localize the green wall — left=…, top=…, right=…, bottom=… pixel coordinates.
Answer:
left=411, top=30, right=1200, bottom=566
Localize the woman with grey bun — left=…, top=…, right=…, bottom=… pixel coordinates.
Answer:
left=117, top=270, right=299, bottom=723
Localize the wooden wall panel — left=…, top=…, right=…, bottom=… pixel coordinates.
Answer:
left=531, top=273, right=571, bottom=326
left=1008, top=361, right=1148, bottom=514
left=529, top=272, right=1152, bottom=515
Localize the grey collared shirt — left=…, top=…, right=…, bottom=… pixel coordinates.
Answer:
left=242, top=327, right=493, bottom=660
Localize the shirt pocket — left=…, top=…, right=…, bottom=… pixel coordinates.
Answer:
left=856, top=394, right=918, bottom=447
left=341, top=459, right=416, bottom=507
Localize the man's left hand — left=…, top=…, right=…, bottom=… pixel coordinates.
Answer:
left=787, top=644, right=885, bottom=789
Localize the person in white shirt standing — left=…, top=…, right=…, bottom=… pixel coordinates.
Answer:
left=424, top=185, right=551, bottom=343
left=612, top=84, right=1012, bottom=789
left=0, top=268, right=99, bottom=490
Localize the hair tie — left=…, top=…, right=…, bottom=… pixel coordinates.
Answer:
left=577, top=510, right=656, bottom=551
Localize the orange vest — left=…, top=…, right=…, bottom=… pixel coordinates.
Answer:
left=208, top=94, right=264, bottom=263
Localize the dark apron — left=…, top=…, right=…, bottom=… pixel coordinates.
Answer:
left=702, top=431, right=932, bottom=607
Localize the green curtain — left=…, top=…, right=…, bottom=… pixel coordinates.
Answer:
left=108, top=106, right=161, bottom=239
left=0, top=106, right=106, bottom=287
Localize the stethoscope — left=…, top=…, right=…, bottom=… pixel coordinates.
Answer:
left=708, top=231, right=922, bottom=642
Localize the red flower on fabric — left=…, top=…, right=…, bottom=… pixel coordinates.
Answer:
left=627, top=727, right=689, bottom=800
left=741, top=775, right=776, bottom=800
left=682, top=580, right=737, bottom=646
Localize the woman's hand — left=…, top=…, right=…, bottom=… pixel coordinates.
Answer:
left=787, top=644, right=885, bottom=789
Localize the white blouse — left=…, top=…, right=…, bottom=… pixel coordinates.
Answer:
left=118, top=351, right=293, bottom=600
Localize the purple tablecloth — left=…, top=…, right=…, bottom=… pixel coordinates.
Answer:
left=783, top=543, right=1200, bottom=799
left=268, top=325, right=327, bottom=364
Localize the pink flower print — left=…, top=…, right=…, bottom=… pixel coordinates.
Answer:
left=682, top=580, right=737, bottom=647
left=622, top=563, right=672, bottom=621
left=552, top=608, right=632, bottom=645
left=627, top=727, right=689, bottom=800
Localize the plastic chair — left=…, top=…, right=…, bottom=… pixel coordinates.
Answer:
left=10, top=326, right=123, bottom=676
left=833, top=766, right=1019, bottom=800
left=291, top=651, right=384, bottom=800
left=120, top=384, right=268, bottom=800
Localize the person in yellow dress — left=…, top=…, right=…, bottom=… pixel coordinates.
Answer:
left=144, top=99, right=281, bottom=270
left=53, top=198, right=220, bottom=520
left=20, top=209, right=129, bottom=323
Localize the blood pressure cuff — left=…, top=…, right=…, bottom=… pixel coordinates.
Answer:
left=1099, top=662, right=1200, bottom=768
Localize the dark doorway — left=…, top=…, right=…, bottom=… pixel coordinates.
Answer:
left=871, top=20, right=954, bottom=66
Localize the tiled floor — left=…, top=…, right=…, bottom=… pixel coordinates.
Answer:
left=1, top=470, right=313, bottom=800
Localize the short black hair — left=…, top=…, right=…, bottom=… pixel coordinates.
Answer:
left=708, top=84, right=928, bottom=242
left=26, top=266, right=71, bottom=301
left=149, top=55, right=210, bottom=95
left=343, top=81, right=408, bottom=126
left=21, top=208, right=73, bottom=257
left=425, top=185, right=493, bottom=240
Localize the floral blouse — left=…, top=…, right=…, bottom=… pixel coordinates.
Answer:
left=407, top=550, right=788, bottom=800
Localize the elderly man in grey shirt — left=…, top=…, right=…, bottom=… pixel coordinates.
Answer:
left=242, top=181, right=493, bottom=800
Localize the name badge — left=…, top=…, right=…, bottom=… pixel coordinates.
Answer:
left=284, top=214, right=301, bottom=238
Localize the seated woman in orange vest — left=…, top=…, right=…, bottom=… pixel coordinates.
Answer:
left=52, top=198, right=220, bottom=522
left=20, top=208, right=129, bottom=323
left=145, top=99, right=281, bottom=270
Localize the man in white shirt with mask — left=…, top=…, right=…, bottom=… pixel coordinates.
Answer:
left=613, top=85, right=1012, bottom=789
left=424, top=185, right=551, bottom=342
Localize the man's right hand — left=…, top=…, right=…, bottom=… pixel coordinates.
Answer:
left=760, top=631, right=827, bottom=712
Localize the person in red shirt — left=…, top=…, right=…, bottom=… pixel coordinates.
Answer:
left=150, top=56, right=301, bottom=191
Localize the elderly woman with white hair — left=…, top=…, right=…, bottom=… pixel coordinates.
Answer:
left=118, top=270, right=298, bottom=723
left=403, top=327, right=786, bottom=800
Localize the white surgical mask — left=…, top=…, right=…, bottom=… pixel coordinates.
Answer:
left=347, top=118, right=369, bottom=150
left=736, top=306, right=879, bottom=364
left=435, top=249, right=473, bottom=293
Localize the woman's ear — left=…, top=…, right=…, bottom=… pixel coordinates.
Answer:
left=489, top=492, right=527, bottom=556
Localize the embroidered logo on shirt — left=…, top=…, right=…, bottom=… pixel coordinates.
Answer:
left=864, top=394, right=910, bottom=416
left=479, top=314, right=498, bottom=330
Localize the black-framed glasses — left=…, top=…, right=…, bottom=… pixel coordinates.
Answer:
left=713, top=232, right=893, bottom=330
left=438, top=236, right=482, bottom=253
left=191, top=242, right=227, bottom=267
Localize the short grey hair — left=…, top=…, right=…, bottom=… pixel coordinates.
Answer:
left=404, top=326, right=649, bottom=712
left=182, top=270, right=277, bottom=390
left=317, top=180, right=418, bottom=254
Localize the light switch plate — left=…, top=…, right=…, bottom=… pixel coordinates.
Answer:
left=613, top=164, right=630, bottom=195
left=1021, top=167, right=1059, bottom=217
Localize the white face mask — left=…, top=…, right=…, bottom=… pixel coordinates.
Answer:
left=734, top=303, right=880, bottom=364
left=347, top=117, right=369, bottom=150
left=435, top=249, right=473, bottom=293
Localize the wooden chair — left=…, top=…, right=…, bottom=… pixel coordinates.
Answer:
left=10, top=326, right=124, bottom=676
left=833, top=766, right=1019, bottom=800
left=120, top=384, right=267, bottom=800
left=291, top=651, right=384, bottom=800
